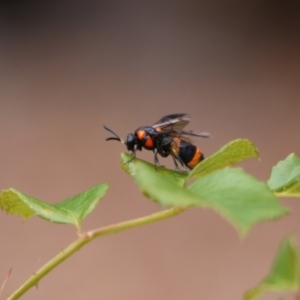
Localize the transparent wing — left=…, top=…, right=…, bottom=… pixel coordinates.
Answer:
left=152, top=113, right=191, bottom=131
left=177, top=130, right=211, bottom=139
left=151, top=129, right=211, bottom=143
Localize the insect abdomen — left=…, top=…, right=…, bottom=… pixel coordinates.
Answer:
left=178, top=140, right=204, bottom=169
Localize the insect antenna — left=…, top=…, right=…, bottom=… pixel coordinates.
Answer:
left=103, top=125, right=125, bottom=143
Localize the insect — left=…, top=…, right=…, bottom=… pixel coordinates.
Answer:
left=103, top=113, right=211, bottom=169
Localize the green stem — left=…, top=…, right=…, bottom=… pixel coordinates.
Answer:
left=7, top=207, right=185, bottom=300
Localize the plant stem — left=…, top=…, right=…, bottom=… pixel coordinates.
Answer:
left=7, top=207, right=185, bottom=300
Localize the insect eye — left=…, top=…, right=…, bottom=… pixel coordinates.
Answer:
left=126, top=133, right=135, bottom=151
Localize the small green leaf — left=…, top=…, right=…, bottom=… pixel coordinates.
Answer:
left=121, top=153, right=203, bottom=207
left=188, top=168, right=289, bottom=236
left=188, top=139, right=259, bottom=180
left=121, top=153, right=188, bottom=187
left=268, top=154, right=300, bottom=196
left=10, top=189, right=78, bottom=224
left=54, top=184, right=109, bottom=222
left=245, top=236, right=300, bottom=300
left=0, top=183, right=109, bottom=230
left=0, top=190, right=35, bottom=219
left=122, top=154, right=288, bottom=236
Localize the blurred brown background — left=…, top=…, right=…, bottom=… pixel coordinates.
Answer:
left=0, top=1, right=300, bottom=299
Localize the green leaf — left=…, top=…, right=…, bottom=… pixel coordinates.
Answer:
left=121, top=153, right=288, bottom=236
left=268, top=154, right=300, bottom=196
left=7, top=189, right=76, bottom=223
left=0, top=183, right=109, bottom=230
left=188, top=168, right=289, bottom=236
left=188, top=139, right=259, bottom=180
left=54, top=184, right=109, bottom=223
left=245, top=236, right=300, bottom=300
left=0, top=190, right=35, bottom=219
left=121, top=152, right=188, bottom=187
left=121, top=153, right=203, bottom=207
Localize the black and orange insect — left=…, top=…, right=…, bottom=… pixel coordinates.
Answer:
left=103, top=114, right=211, bottom=169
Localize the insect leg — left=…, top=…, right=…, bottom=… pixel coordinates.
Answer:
left=172, top=157, right=180, bottom=170
left=171, top=148, right=189, bottom=170
left=154, top=148, right=160, bottom=169
left=125, top=145, right=137, bottom=164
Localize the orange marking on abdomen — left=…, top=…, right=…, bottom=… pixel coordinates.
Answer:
left=187, top=148, right=201, bottom=169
